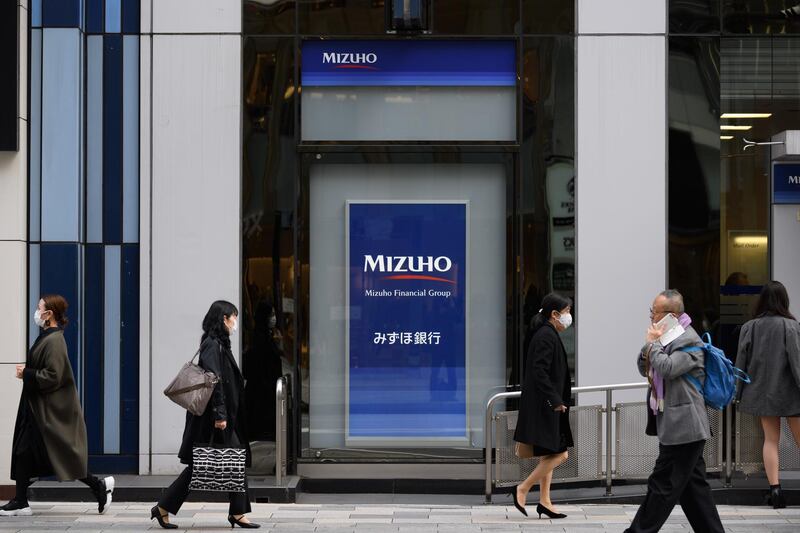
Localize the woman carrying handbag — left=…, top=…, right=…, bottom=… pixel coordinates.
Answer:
left=151, top=300, right=259, bottom=529
left=511, top=292, right=574, bottom=519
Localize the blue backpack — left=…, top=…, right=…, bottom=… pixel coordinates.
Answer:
left=682, top=333, right=751, bottom=410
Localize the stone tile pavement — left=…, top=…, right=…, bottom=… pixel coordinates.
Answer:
left=0, top=499, right=798, bottom=532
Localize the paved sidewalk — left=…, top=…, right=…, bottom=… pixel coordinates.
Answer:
left=0, top=500, right=798, bottom=532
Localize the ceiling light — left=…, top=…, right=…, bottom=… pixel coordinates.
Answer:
left=720, top=125, right=752, bottom=131
left=720, top=135, right=734, bottom=140
left=733, top=236, right=768, bottom=246
left=720, top=113, right=772, bottom=119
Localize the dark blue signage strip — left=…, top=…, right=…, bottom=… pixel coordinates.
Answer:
left=773, top=163, right=800, bottom=204
left=303, top=40, right=516, bottom=87
left=347, top=202, right=468, bottom=442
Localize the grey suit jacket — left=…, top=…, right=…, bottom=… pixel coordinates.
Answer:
left=637, top=326, right=711, bottom=445
left=736, top=316, right=800, bottom=417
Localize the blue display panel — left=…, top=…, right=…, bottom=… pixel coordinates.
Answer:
left=773, top=163, right=800, bottom=204
left=347, top=202, right=468, bottom=445
left=302, top=40, right=516, bottom=87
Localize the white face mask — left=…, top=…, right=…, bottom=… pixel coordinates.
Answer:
left=557, top=312, right=573, bottom=330
left=230, top=318, right=238, bottom=334
left=34, top=309, right=47, bottom=328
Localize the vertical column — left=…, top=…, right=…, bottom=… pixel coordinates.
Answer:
left=146, top=0, right=242, bottom=474
left=576, top=0, right=667, bottom=400
left=0, top=1, right=28, bottom=486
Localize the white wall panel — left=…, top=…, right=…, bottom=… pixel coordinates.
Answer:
left=576, top=36, right=666, bottom=403
left=153, top=0, right=240, bottom=34
left=578, top=0, right=666, bottom=34
left=150, top=34, right=241, bottom=462
left=0, top=364, right=23, bottom=483
left=139, top=34, right=152, bottom=474
left=0, top=242, right=26, bottom=364
left=0, top=120, right=27, bottom=241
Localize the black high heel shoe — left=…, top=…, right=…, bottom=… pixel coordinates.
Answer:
left=769, top=486, right=787, bottom=509
left=512, top=486, right=528, bottom=516
left=150, top=505, right=178, bottom=529
left=536, top=503, right=567, bottom=519
left=228, top=515, right=261, bottom=529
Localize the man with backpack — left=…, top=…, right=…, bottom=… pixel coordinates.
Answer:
left=624, top=290, right=725, bottom=533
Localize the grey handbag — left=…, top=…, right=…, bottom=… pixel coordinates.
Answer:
left=163, top=351, right=219, bottom=416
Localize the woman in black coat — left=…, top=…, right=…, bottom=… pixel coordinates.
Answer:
left=151, top=301, right=259, bottom=529
left=512, top=292, right=574, bottom=519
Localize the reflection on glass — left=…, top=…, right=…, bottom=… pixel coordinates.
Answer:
left=244, top=0, right=296, bottom=34
left=298, top=0, right=518, bottom=35
left=668, top=37, right=720, bottom=337
left=241, top=37, right=297, bottom=473
left=434, top=0, right=518, bottom=35
left=523, top=0, right=574, bottom=34
left=520, top=37, right=575, bottom=379
left=669, top=0, right=720, bottom=33
left=670, top=35, right=800, bottom=358
left=723, top=0, right=800, bottom=34
left=298, top=0, right=385, bottom=35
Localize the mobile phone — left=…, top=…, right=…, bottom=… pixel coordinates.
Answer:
left=654, top=313, right=684, bottom=345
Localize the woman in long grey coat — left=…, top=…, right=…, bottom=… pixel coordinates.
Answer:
left=736, top=281, right=800, bottom=509
left=1, top=295, right=114, bottom=517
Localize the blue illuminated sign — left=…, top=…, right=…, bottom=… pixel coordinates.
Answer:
left=347, top=202, right=468, bottom=444
left=302, top=40, right=516, bottom=87
left=774, top=163, right=800, bottom=204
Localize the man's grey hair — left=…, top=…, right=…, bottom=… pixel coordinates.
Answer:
left=659, top=289, right=685, bottom=313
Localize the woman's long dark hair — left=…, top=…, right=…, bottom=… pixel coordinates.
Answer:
left=530, top=292, right=572, bottom=335
left=754, top=281, right=795, bottom=320
left=201, top=300, right=239, bottom=350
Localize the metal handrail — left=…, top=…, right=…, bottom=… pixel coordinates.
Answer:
left=484, top=382, right=649, bottom=503
left=275, top=374, right=289, bottom=485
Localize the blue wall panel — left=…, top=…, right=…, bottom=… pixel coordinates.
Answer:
left=103, top=245, right=121, bottom=454
left=40, top=244, right=81, bottom=392
left=105, top=0, right=122, bottom=33
left=32, top=0, right=43, bottom=27
left=122, top=36, right=139, bottom=243
left=86, top=0, right=104, bottom=34
left=30, top=30, right=43, bottom=242
left=41, top=29, right=82, bottom=242
left=84, top=246, right=105, bottom=454
left=122, top=0, right=140, bottom=34
left=120, top=245, right=139, bottom=454
left=87, top=36, right=104, bottom=243
left=28, top=245, right=41, bottom=347
left=42, top=0, right=82, bottom=28
left=103, top=35, right=123, bottom=244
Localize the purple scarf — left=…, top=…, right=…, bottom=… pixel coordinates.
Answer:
left=649, top=313, right=692, bottom=415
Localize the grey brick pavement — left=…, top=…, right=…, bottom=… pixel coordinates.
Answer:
left=0, top=501, right=798, bottom=532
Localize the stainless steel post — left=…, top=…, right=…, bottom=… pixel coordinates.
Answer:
left=275, top=376, right=286, bottom=485
left=725, top=403, right=733, bottom=486
left=605, top=389, right=613, bottom=496
left=484, top=391, right=518, bottom=503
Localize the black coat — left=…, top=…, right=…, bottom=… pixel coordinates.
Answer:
left=513, top=323, right=574, bottom=451
left=178, top=337, right=251, bottom=466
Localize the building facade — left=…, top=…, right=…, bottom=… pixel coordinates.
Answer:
left=0, top=0, right=799, bottom=487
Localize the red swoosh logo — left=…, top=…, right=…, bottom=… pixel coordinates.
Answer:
left=383, top=275, right=456, bottom=284
left=334, top=65, right=379, bottom=70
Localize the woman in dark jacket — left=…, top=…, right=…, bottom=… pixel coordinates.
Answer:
left=1, top=295, right=114, bottom=517
left=512, top=292, right=574, bottom=519
left=735, top=281, right=800, bottom=509
left=151, top=301, right=259, bottom=529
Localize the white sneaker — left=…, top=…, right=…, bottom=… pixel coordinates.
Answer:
left=99, top=476, right=115, bottom=515
left=0, top=500, right=33, bottom=517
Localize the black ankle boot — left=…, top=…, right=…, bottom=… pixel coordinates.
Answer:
left=769, top=485, right=787, bottom=509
